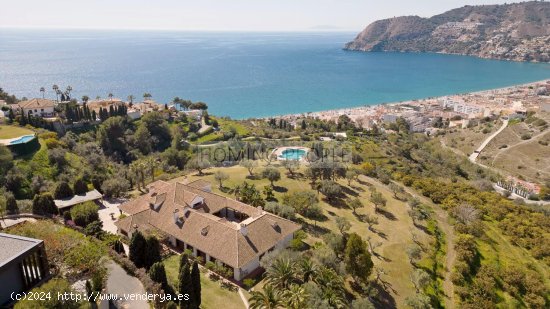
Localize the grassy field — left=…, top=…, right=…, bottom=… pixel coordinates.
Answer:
left=478, top=114, right=550, bottom=182
left=0, top=125, right=33, bottom=139
left=175, top=162, right=435, bottom=306
left=163, top=255, right=246, bottom=309
left=440, top=120, right=501, bottom=156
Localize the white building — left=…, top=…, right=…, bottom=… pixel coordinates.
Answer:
left=14, top=99, right=55, bottom=118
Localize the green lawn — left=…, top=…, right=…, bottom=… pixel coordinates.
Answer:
left=163, top=255, right=246, bottom=309
left=0, top=125, right=34, bottom=139
left=176, top=162, right=432, bottom=306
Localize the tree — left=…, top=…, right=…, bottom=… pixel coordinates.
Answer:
left=52, top=84, right=59, bottom=102
left=404, top=293, right=432, bottom=309
left=282, top=284, right=309, bottom=309
left=134, top=124, right=153, bottom=155
left=298, top=258, right=317, bottom=283
left=70, top=202, right=99, bottom=227
left=39, top=87, right=45, bottom=98
left=282, top=159, right=300, bottom=176
left=240, top=159, right=258, bottom=177
left=344, top=233, right=373, bottom=284
left=190, top=261, right=201, bottom=309
left=389, top=183, right=404, bottom=199
left=178, top=261, right=192, bottom=309
left=406, top=245, right=422, bottom=266
left=319, top=180, right=341, bottom=202
left=348, top=198, right=363, bottom=214
left=249, top=285, right=282, bottom=309
left=335, top=217, right=351, bottom=235
left=73, top=178, right=88, bottom=195
left=188, top=157, right=211, bottom=175
left=32, top=193, right=57, bottom=216
left=129, top=231, right=147, bottom=268
left=5, top=192, right=18, bottom=215
left=346, top=169, right=359, bottom=186
left=214, top=170, right=229, bottom=189
left=144, top=236, right=162, bottom=269
left=54, top=181, right=73, bottom=199
left=148, top=262, right=170, bottom=295
left=369, top=189, right=387, bottom=212
left=364, top=214, right=379, bottom=232
left=266, top=258, right=296, bottom=289
left=410, top=269, right=430, bottom=293
left=262, top=167, right=281, bottom=187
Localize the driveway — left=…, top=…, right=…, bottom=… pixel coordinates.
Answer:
left=99, top=198, right=127, bottom=234
left=106, top=260, right=149, bottom=309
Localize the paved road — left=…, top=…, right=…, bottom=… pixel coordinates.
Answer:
left=469, top=119, right=509, bottom=163
left=106, top=260, right=149, bottom=309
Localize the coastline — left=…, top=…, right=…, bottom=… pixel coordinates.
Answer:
left=266, top=78, right=550, bottom=120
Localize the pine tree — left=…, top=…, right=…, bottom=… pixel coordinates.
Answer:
left=148, top=262, right=170, bottom=294
left=190, top=261, right=201, bottom=309
left=178, top=262, right=192, bottom=309
left=344, top=233, right=373, bottom=284
left=179, top=253, right=189, bottom=270
left=129, top=231, right=147, bottom=268
left=144, top=236, right=161, bottom=269
left=5, top=193, right=19, bottom=215
left=91, top=110, right=97, bottom=121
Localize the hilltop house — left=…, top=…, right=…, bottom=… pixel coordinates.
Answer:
left=14, top=98, right=55, bottom=118
left=0, top=233, right=49, bottom=306
left=116, top=180, right=301, bottom=281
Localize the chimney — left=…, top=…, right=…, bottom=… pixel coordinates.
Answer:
left=173, top=209, right=180, bottom=224
left=239, top=223, right=248, bottom=237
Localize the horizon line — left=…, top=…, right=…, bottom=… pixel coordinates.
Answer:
left=0, top=25, right=360, bottom=33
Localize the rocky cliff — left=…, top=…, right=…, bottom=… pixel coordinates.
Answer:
left=345, top=1, right=550, bottom=62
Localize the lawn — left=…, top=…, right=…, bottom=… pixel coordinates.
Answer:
left=176, top=162, right=433, bottom=306
left=0, top=125, right=34, bottom=139
left=163, top=255, right=246, bottom=309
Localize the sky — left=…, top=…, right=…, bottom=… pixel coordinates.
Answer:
left=1, top=0, right=514, bottom=32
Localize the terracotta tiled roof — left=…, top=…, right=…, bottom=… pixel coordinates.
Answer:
left=16, top=98, right=55, bottom=109
left=116, top=180, right=301, bottom=268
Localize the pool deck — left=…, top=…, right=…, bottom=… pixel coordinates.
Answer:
left=271, top=146, right=310, bottom=162
left=0, top=134, right=36, bottom=146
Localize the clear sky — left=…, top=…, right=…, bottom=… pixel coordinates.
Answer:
left=1, top=0, right=514, bottom=32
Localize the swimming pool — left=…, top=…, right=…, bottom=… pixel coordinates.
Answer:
left=10, top=134, right=36, bottom=145
left=279, top=148, right=307, bottom=161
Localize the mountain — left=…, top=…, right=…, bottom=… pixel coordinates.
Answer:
left=345, top=1, right=550, bottom=62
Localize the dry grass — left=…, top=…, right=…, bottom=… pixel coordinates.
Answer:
left=176, top=162, right=434, bottom=306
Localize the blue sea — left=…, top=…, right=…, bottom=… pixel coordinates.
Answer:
left=1, top=29, right=550, bottom=119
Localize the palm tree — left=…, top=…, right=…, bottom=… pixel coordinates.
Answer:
left=282, top=285, right=309, bottom=309
left=40, top=87, right=45, bottom=99
left=266, top=258, right=296, bottom=290
left=127, top=95, right=135, bottom=104
left=143, top=93, right=152, bottom=100
left=65, top=85, right=73, bottom=98
left=108, top=93, right=114, bottom=101
left=52, top=85, right=59, bottom=102
left=81, top=96, right=89, bottom=103
left=249, top=285, right=282, bottom=309
left=298, top=258, right=317, bottom=283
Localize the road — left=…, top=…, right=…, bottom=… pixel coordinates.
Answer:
left=468, top=119, right=509, bottom=163
left=105, top=260, right=149, bottom=309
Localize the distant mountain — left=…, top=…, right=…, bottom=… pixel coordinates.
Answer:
left=345, top=1, right=550, bottom=62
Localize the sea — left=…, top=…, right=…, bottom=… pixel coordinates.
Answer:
left=1, top=29, right=550, bottom=119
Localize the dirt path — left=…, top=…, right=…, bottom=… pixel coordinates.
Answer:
left=402, top=186, right=456, bottom=309
left=469, top=119, right=508, bottom=163
left=491, top=129, right=549, bottom=164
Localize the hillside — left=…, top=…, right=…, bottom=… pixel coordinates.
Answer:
left=345, top=1, right=550, bottom=62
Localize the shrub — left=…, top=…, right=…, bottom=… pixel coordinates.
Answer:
left=54, top=181, right=73, bottom=199
left=70, top=201, right=99, bottom=227
left=73, top=178, right=88, bottom=195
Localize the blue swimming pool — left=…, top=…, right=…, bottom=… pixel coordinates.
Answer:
left=279, top=148, right=307, bottom=160
left=10, top=134, right=36, bottom=145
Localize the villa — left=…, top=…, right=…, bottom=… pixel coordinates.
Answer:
left=13, top=98, right=55, bottom=118
left=86, top=98, right=125, bottom=114
left=115, top=179, right=301, bottom=281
